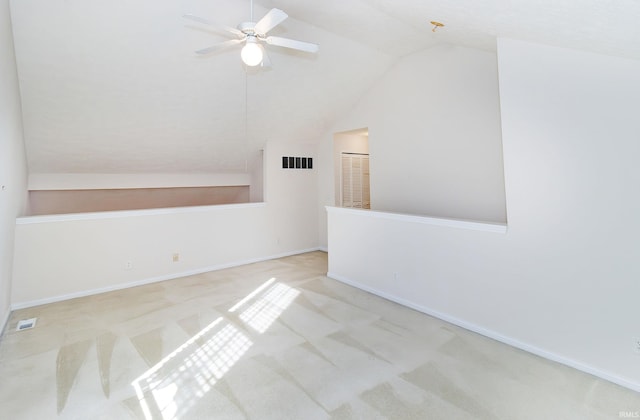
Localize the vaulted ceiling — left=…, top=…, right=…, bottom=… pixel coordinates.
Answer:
left=9, top=0, right=640, bottom=175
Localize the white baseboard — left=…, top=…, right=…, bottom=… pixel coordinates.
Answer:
left=11, top=248, right=321, bottom=310
left=318, top=246, right=328, bottom=252
left=327, top=271, right=640, bottom=394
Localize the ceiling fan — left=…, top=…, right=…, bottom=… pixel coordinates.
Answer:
left=184, top=0, right=319, bottom=67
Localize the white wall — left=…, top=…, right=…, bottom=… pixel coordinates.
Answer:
left=12, top=140, right=318, bottom=306
left=249, top=150, right=264, bottom=203
left=317, top=45, right=507, bottom=248
left=0, top=0, right=28, bottom=330
left=327, top=39, right=640, bottom=391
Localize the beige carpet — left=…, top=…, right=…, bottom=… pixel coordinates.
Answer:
left=0, top=251, right=637, bottom=419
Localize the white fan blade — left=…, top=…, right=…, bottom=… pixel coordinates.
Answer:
left=183, top=14, right=244, bottom=37
left=195, top=38, right=244, bottom=55
left=254, top=8, right=288, bottom=35
left=261, top=49, right=272, bottom=68
left=266, top=36, right=319, bottom=53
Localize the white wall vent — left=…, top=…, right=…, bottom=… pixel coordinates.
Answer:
left=16, top=318, right=37, bottom=331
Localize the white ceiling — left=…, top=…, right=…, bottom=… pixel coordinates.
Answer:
left=10, top=0, right=640, bottom=175
left=261, top=0, right=640, bottom=59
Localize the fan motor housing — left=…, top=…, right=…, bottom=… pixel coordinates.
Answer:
left=238, top=21, right=258, bottom=35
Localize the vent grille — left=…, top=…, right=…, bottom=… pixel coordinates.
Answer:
left=16, top=318, right=37, bottom=331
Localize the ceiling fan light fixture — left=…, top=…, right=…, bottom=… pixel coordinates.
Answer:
left=241, top=36, right=263, bottom=66
left=185, top=6, right=318, bottom=68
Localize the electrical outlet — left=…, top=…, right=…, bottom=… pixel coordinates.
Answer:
left=125, top=261, right=133, bottom=270
left=172, top=253, right=180, bottom=262
left=634, top=337, right=640, bottom=354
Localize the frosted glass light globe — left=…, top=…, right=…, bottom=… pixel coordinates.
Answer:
left=241, top=40, right=263, bottom=66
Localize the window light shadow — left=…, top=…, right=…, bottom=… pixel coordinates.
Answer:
left=131, top=318, right=252, bottom=420
left=237, top=282, right=300, bottom=333
left=130, top=277, right=301, bottom=419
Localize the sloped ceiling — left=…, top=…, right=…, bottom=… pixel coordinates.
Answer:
left=10, top=0, right=640, bottom=175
